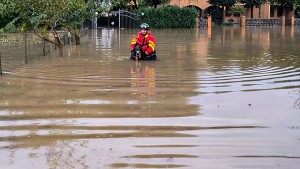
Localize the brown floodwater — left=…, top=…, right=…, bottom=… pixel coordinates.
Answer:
left=0, top=26, right=300, bottom=169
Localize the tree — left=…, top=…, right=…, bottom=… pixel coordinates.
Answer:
left=0, top=0, right=100, bottom=56
left=63, top=0, right=88, bottom=45
left=65, top=0, right=115, bottom=45
left=0, top=0, right=74, bottom=57
left=229, top=5, right=246, bottom=16
left=270, top=0, right=300, bottom=7
left=208, top=0, right=237, bottom=22
left=142, top=0, right=171, bottom=8
left=110, top=0, right=139, bottom=10
left=269, top=0, right=300, bottom=16
left=240, top=0, right=268, bottom=18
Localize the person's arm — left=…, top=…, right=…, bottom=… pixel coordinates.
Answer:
left=130, top=35, right=138, bottom=50
left=144, top=36, right=156, bottom=55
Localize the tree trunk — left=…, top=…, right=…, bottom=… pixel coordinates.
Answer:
left=54, top=35, right=64, bottom=57
left=75, top=33, right=80, bottom=45
left=132, top=0, right=138, bottom=9
left=43, top=41, right=46, bottom=56
left=58, top=45, right=63, bottom=57
left=32, top=28, right=64, bottom=57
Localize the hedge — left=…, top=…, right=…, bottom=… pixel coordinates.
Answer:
left=138, top=6, right=199, bottom=29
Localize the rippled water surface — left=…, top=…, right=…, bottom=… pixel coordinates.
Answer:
left=0, top=26, right=300, bottom=169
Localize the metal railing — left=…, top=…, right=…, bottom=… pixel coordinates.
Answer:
left=199, top=18, right=208, bottom=27
left=246, top=18, right=282, bottom=26
left=0, top=33, right=50, bottom=75
left=0, top=31, right=77, bottom=75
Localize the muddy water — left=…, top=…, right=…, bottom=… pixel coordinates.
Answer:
left=0, top=27, right=300, bottom=169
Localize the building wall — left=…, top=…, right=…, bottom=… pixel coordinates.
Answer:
left=169, top=0, right=210, bottom=10
left=245, top=5, right=271, bottom=19
left=169, top=1, right=294, bottom=19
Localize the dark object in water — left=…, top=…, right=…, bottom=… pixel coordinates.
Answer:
left=130, top=45, right=156, bottom=61
left=135, top=45, right=141, bottom=60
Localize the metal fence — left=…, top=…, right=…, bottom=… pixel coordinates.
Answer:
left=0, top=33, right=54, bottom=74
left=246, top=18, right=282, bottom=26
left=109, top=9, right=140, bottom=29
left=199, top=18, right=208, bottom=27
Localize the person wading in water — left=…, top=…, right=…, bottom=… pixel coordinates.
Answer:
left=130, top=23, right=157, bottom=60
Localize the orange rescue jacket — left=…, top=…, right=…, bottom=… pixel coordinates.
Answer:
left=130, top=31, right=156, bottom=55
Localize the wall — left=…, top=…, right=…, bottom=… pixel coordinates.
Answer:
left=169, top=0, right=210, bottom=10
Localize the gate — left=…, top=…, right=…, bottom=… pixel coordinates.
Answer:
left=110, top=9, right=140, bottom=29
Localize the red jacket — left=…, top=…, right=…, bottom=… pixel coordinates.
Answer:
left=130, top=31, right=156, bottom=55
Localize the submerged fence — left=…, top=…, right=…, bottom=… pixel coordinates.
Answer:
left=245, top=18, right=282, bottom=26
left=0, top=31, right=84, bottom=75
left=242, top=16, right=300, bottom=27
left=199, top=18, right=208, bottom=27
left=0, top=51, right=2, bottom=75
left=0, top=33, right=64, bottom=75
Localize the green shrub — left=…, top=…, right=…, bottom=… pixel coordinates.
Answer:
left=138, top=6, right=199, bottom=29
left=0, top=12, right=20, bottom=33
left=0, top=20, right=20, bottom=33
left=228, top=5, right=246, bottom=17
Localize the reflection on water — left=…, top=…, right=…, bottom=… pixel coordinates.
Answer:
left=130, top=62, right=156, bottom=96
left=0, top=26, right=300, bottom=169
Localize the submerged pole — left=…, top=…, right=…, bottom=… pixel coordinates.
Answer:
left=0, top=51, right=2, bottom=76
left=119, top=8, right=121, bottom=29
left=24, top=34, right=28, bottom=64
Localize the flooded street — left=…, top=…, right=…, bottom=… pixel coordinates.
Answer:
left=0, top=27, right=300, bottom=169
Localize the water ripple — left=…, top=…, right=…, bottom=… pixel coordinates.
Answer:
left=195, top=66, right=300, bottom=93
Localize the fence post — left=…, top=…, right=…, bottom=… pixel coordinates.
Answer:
left=240, top=16, right=246, bottom=27
left=281, top=16, right=285, bottom=26
left=24, top=34, right=28, bottom=64
left=207, top=16, right=212, bottom=28
left=0, top=51, right=2, bottom=76
left=119, top=9, right=121, bottom=29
